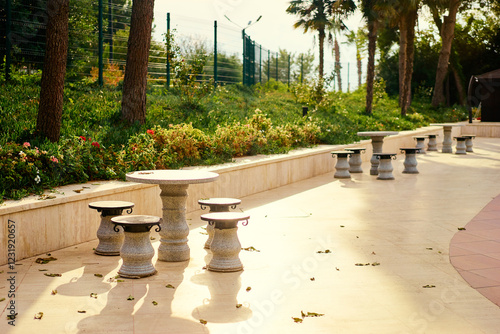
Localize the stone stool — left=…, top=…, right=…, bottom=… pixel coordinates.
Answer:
left=198, top=198, right=242, bottom=249
left=200, top=212, right=250, bottom=272
left=88, top=201, right=134, bottom=256
left=373, top=153, right=397, bottom=180
left=111, top=215, right=161, bottom=278
left=454, top=137, right=467, bottom=154
left=427, top=134, right=438, bottom=151
left=347, top=147, right=366, bottom=173
left=331, top=151, right=353, bottom=179
left=462, top=135, right=475, bottom=152
left=413, top=136, right=428, bottom=154
left=400, top=148, right=419, bottom=174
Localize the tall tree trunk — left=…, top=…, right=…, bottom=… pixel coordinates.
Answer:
left=121, top=0, right=155, bottom=124
left=36, top=0, right=69, bottom=143
left=450, top=63, right=466, bottom=105
left=402, top=9, right=418, bottom=116
left=365, top=20, right=378, bottom=115
left=334, top=37, right=342, bottom=91
left=399, top=15, right=408, bottom=109
left=318, top=28, right=325, bottom=80
left=357, top=49, right=362, bottom=89
left=431, top=0, right=461, bottom=107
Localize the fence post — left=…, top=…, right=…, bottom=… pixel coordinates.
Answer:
left=267, top=50, right=270, bottom=83
left=259, top=45, right=262, bottom=83
left=214, top=20, right=217, bottom=88
left=108, top=0, right=113, bottom=61
left=242, top=30, right=246, bottom=85
left=275, top=52, right=278, bottom=81
left=287, top=54, right=290, bottom=87
left=98, top=0, right=104, bottom=86
left=301, top=55, right=303, bottom=84
left=5, top=0, right=12, bottom=81
left=166, top=12, right=170, bottom=89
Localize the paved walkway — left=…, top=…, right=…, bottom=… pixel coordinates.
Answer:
left=2, top=137, right=500, bottom=333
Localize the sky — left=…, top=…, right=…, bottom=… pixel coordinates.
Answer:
left=153, top=0, right=366, bottom=90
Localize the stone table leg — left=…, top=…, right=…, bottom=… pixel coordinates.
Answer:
left=159, top=184, right=190, bottom=262
left=442, top=126, right=453, bottom=153
left=370, top=137, right=384, bottom=175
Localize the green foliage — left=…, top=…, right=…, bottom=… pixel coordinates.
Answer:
left=0, top=73, right=468, bottom=201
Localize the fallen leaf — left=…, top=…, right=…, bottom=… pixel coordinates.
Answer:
left=73, top=189, right=84, bottom=193
left=152, top=301, right=158, bottom=306
left=317, top=249, right=331, bottom=254
left=340, top=225, right=345, bottom=228
left=117, top=280, right=125, bottom=283
left=371, top=251, right=376, bottom=255
left=150, top=237, right=156, bottom=240
left=0, top=298, right=5, bottom=302
left=236, top=304, right=243, bottom=308
left=36, top=257, right=57, bottom=264
left=94, top=274, right=103, bottom=278
left=301, top=310, right=324, bottom=318
left=246, top=287, right=252, bottom=292
left=44, top=273, right=62, bottom=277
left=355, top=263, right=370, bottom=266
left=426, top=247, right=433, bottom=250
left=371, top=262, right=380, bottom=266
left=38, top=269, right=48, bottom=272
left=77, top=310, right=86, bottom=313
left=310, top=277, right=315, bottom=281
left=90, top=293, right=98, bottom=299
left=34, top=312, right=43, bottom=320
left=7, top=313, right=17, bottom=320
left=335, top=267, right=340, bottom=271
left=199, top=232, right=208, bottom=235
left=242, top=246, right=260, bottom=252
left=127, top=295, right=134, bottom=301
left=423, top=284, right=436, bottom=288
left=292, top=317, right=303, bottom=323
left=200, top=319, right=207, bottom=325
left=458, top=227, right=466, bottom=231
left=165, top=284, right=175, bottom=289
left=51, top=290, right=57, bottom=295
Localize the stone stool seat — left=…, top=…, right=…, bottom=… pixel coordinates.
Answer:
left=400, top=148, right=420, bottom=174
left=199, top=198, right=242, bottom=249
left=88, top=201, right=134, bottom=256
left=373, top=153, right=397, bottom=180
left=111, top=215, right=161, bottom=278
left=427, top=134, right=439, bottom=151
left=346, top=147, right=366, bottom=173
left=413, top=136, right=428, bottom=154
left=454, top=136, right=467, bottom=154
left=461, top=135, right=476, bottom=152
left=200, top=212, right=250, bottom=273
left=331, top=151, right=353, bottom=179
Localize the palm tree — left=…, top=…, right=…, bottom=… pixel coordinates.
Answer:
left=360, top=0, right=384, bottom=115
left=287, top=0, right=337, bottom=79
left=344, top=28, right=368, bottom=89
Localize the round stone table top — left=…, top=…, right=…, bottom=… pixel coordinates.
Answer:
left=126, top=170, right=219, bottom=185
left=89, top=201, right=135, bottom=210
left=430, top=123, right=465, bottom=127
left=331, top=151, right=353, bottom=157
left=112, top=215, right=161, bottom=225
left=357, top=131, right=399, bottom=137
left=198, top=198, right=241, bottom=206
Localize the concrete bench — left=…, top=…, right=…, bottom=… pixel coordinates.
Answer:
left=400, top=148, right=420, bottom=174
left=331, top=151, right=352, bottom=179
left=373, top=153, right=397, bottom=180
left=111, top=215, right=161, bottom=278
left=347, top=147, right=366, bottom=173
left=427, top=134, right=438, bottom=151
left=198, top=198, right=242, bottom=249
left=454, top=137, right=467, bottom=154
left=461, top=135, right=476, bottom=152
left=413, top=136, right=428, bottom=154
left=88, top=201, right=134, bottom=256
left=200, top=212, right=250, bottom=272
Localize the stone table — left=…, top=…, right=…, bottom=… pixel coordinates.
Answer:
left=126, top=169, right=219, bottom=262
left=430, top=123, right=465, bottom=153
left=357, top=131, right=399, bottom=175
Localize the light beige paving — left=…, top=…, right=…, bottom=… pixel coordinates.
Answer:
left=2, top=137, right=500, bottom=333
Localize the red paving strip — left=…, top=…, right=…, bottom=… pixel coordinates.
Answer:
left=450, top=194, right=500, bottom=306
